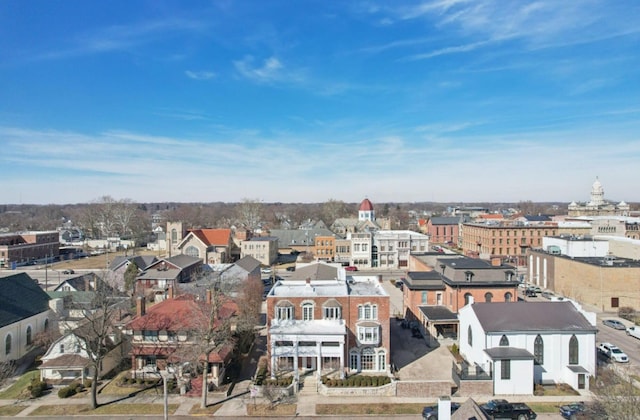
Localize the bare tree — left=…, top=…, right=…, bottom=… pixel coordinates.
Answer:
left=0, top=361, right=16, bottom=389
left=234, top=276, right=263, bottom=353
left=73, top=279, right=124, bottom=409
left=236, top=199, right=264, bottom=231
left=320, top=199, right=350, bottom=226
left=591, top=366, right=640, bottom=419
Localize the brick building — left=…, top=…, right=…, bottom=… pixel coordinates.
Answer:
left=425, top=217, right=461, bottom=246
left=403, top=254, right=519, bottom=346
left=241, top=236, right=278, bottom=266
left=265, top=263, right=390, bottom=379
left=0, top=231, right=59, bottom=268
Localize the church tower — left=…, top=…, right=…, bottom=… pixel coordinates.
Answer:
left=590, top=177, right=605, bottom=206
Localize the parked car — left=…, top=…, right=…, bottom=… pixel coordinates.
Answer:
left=602, top=319, right=626, bottom=330
left=62, top=269, right=75, bottom=274
left=541, top=291, right=554, bottom=300
left=525, top=289, right=537, bottom=297
left=261, top=268, right=272, bottom=274
left=422, top=402, right=461, bottom=420
left=344, top=266, right=358, bottom=271
left=395, top=280, right=404, bottom=291
left=481, top=399, right=537, bottom=419
left=626, top=325, right=640, bottom=339
left=559, top=402, right=586, bottom=419
left=286, top=266, right=296, bottom=272
left=597, top=342, right=629, bottom=363
left=527, top=285, right=542, bottom=293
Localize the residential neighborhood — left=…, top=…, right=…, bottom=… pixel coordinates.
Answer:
left=1, top=185, right=639, bottom=418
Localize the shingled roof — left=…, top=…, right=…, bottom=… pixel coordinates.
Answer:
left=0, top=273, right=50, bottom=328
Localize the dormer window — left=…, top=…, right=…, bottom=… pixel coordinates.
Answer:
left=465, top=271, right=474, bottom=282
left=505, top=271, right=514, bottom=282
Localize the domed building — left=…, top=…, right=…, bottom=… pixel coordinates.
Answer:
left=568, top=177, right=630, bottom=217
left=358, top=198, right=375, bottom=222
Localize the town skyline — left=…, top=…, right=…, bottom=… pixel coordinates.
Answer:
left=2, top=1, right=639, bottom=204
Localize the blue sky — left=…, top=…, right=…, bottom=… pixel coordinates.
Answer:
left=1, top=1, right=639, bottom=205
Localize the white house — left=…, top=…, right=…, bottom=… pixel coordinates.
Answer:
left=0, top=273, right=52, bottom=364
left=459, top=301, right=596, bottom=395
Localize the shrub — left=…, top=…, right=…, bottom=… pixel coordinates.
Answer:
left=136, top=378, right=144, bottom=385
left=619, top=307, right=636, bottom=322
left=83, top=379, right=93, bottom=389
left=450, top=343, right=459, bottom=355
left=58, top=386, right=77, bottom=399
left=28, top=378, right=47, bottom=398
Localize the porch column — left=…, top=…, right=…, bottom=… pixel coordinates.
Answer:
left=339, top=341, right=345, bottom=379
left=316, top=341, right=322, bottom=378
left=293, top=340, right=299, bottom=380
left=270, top=341, right=276, bottom=379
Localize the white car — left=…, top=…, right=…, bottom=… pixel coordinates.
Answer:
left=598, top=342, right=629, bottom=363
left=261, top=268, right=272, bottom=274
left=626, top=325, right=640, bottom=340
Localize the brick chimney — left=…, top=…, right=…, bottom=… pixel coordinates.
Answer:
left=306, top=277, right=311, bottom=286
left=491, top=257, right=501, bottom=267
left=136, top=296, right=146, bottom=317
left=206, top=289, right=212, bottom=304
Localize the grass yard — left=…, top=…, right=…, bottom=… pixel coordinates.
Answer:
left=317, top=403, right=425, bottom=416
left=527, top=402, right=563, bottom=413
left=99, top=371, right=161, bottom=397
left=28, top=403, right=179, bottom=416
left=0, top=405, right=27, bottom=416
left=0, top=370, right=39, bottom=399
left=246, top=403, right=297, bottom=416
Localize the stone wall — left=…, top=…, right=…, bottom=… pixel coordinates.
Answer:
left=318, top=381, right=395, bottom=396
left=455, top=379, right=493, bottom=397
left=395, top=380, right=454, bottom=398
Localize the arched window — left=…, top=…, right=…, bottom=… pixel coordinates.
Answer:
left=485, top=292, right=493, bottom=303
left=5, top=334, right=11, bottom=355
left=504, top=292, right=513, bottom=302
left=171, top=229, right=177, bottom=243
left=569, top=335, right=579, bottom=364
left=302, top=302, right=314, bottom=321
left=361, top=347, right=375, bottom=370
left=534, top=335, right=544, bottom=364
left=26, top=326, right=32, bottom=346
left=377, top=350, right=386, bottom=371
left=499, top=335, right=509, bottom=346
left=44, top=319, right=49, bottom=331
left=467, top=326, right=473, bottom=347
left=185, top=246, right=199, bottom=258
left=464, top=293, right=472, bottom=305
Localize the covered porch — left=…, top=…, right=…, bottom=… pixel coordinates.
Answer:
left=417, top=305, right=459, bottom=346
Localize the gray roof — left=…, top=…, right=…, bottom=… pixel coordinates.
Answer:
left=405, top=271, right=445, bottom=290
left=419, top=305, right=458, bottom=322
left=440, top=257, right=515, bottom=271
left=165, top=254, right=202, bottom=269
left=452, top=398, right=490, bottom=420
left=0, top=273, right=50, bottom=328
left=109, top=255, right=158, bottom=271
left=484, top=347, right=534, bottom=360
left=268, top=228, right=336, bottom=247
left=430, top=216, right=461, bottom=225
left=234, top=255, right=261, bottom=272
left=472, top=302, right=596, bottom=333
left=567, top=365, right=590, bottom=373
left=289, top=263, right=339, bottom=281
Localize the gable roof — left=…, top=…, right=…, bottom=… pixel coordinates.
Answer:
left=234, top=255, right=261, bottom=273
left=471, top=302, right=596, bottom=333
left=108, top=255, right=158, bottom=271
left=452, top=398, right=490, bottom=420
left=0, top=273, right=50, bottom=328
left=186, top=229, right=232, bottom=247
left=163, top=254, right=202, bottom=269
left=289, top=263, right=338, bottom=281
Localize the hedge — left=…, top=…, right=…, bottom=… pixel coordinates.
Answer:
left=321, top=375, right=391, bottom=388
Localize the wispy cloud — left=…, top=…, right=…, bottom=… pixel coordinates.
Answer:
left=185, top=70, right=216, bottom=80
left=234, top=55, right=287, bottom=83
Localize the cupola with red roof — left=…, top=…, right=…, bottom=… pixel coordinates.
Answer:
left=358, top=198, right=375, bottom=221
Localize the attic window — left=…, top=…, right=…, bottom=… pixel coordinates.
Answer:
left=505, top=271, right=515, bottom=282
left=465, top=271, right=474, bottom=282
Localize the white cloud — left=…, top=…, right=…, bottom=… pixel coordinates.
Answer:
left=234, top=55, right=285, bottom=83
left=185, top=70, right=216, bottom=80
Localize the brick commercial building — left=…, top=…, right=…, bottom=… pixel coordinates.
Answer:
left=265, top=263, right=390, bottom=379
left=0, top=231, right=59, bottom=268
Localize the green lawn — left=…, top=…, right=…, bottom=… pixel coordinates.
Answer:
left=0, top=370, right=39, bottom=399
left=0, top=405, right=27, bottom=416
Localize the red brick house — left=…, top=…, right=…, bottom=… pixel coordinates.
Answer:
left=265, top=263, right=390, bottom=379
left=126, top=290, right=237, bottom=387
left=403, top=254, right=518, bottom=346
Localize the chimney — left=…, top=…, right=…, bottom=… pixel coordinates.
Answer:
left=206, top=289, right=212, bottom=304
left=167, top=285, right=174, bottom=299
left=438, top=396, right=452, bottom=420
left=491, top=257, right=501, bottom=266
left=136, top=296, right=146, bottom=317
left=378, top=275, right=383, bottom=284
left=306, top=277, right=311, bottom=286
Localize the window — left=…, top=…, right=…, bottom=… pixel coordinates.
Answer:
left=534, top=335, right=544, bottom=365
left=171, top=229, right=177, bottom=243
left=485, top=292, right=493, bottom=303
left=185, top=245, right=199, bottom=258
left=44, top=319, right=49, bottom=331
left=59, top=344, right=64, bottom=353
left=5, top=335, right=11, bottom=355
left=167, top=331, right=178, bottom=342
left=350, top=351, right=359, bottom=370
left=611, top=297, right=619, bottom=308
left=378, top=351, right=386, bottom=372
left=465, top=271, right=474, bottom=282
left=499, top=335, right=509, bottom=346
left=505, top=271, right=514, bottom=282
left=358, top=304, right=378, bottom=320
left=323, top=305, right=341, bottom=320
left=276, top=304, right=294, bottom=320
left=501, top=360, right=511, bottom=379
left=361, top=348, right=375, bottom=370
left=357, top=326, right=380, bottom=344
left=143, top=331, right=159, bottom=342
left=302, top=302, right=314, bottom=321
left=504, top=292, right=513, bottom=302
left=464, top=293, right=472, bottom=305
left=569, top=335, right=579, bottom=364
left=421, top=291, right=427, bottom=304
left=467, top=326, right=473, bottom=347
